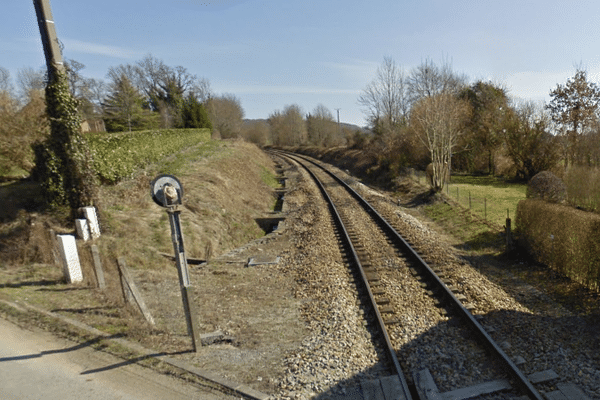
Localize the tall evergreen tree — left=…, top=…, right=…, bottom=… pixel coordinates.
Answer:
left=181, top=93, right=212, bottom=129
left=102, top=75, right=156, bottom=132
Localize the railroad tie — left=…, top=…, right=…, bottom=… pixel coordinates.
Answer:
left=365, top=272, right=380, bottom=281
left=379, top=306, right=394, bottom=314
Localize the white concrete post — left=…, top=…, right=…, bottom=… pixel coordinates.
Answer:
left=75, top=219, right=90, bottom=241
left=57, top=234, right=83, bottom=283
left=82, top=206, right=100, bottom=239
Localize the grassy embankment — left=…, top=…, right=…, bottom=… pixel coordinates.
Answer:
left=422, top=175, right=527, bottom=251
left=0, top=129, right=280, bottom=339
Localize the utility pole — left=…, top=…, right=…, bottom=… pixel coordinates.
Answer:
left=33, top=0, right=65, bottom=79
left=335, top=108, right=341, bottom=137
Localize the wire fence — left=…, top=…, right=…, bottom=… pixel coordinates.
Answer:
left=409, top=169, right=512, bottom=231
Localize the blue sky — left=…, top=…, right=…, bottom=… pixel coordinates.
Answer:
left=3, top=0, right=600, bottom=126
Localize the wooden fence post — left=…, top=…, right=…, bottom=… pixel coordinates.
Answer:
left=117, top=257, right=155, bottom=326
left=90, top=245, right=106, bottom=289
left=505, top=209, right=513, bottom=251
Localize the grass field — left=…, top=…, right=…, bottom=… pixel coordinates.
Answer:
left=422, top=174, right=527, bottom=251
left=446, top=175, right=527, bottom=227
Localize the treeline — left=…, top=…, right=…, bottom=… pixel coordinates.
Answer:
left=5, top=54, right=600, bottom=191
left=368, top=58, right=600, bottom=186
left=352, top=57, right=568, bottom=189
left=0, top=55, right=247, bottom=136
left=0, top=55, right=246, bottom=177
left=258, top=58, right=600, bottom=190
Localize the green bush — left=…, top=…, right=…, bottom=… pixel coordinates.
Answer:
left=88, top=128, right=210, bottom=183
left=517, top=199, right=600, bottom=290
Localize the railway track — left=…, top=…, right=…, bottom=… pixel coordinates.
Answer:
left=271, top=151, right=588, bottom=400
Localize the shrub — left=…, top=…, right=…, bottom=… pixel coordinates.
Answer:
left=563, top=165, right=600, bottom=212
left=517, top=199, right=600, bottom=290
left=526, top=171, right=567, bottom=203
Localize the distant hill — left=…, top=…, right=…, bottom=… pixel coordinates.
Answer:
left=243, top=119, right=371, bottom=134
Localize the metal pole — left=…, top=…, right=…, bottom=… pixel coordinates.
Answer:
left=32, top=0, right=65, bottom=79
left=167, top=205, right=201, bottom=351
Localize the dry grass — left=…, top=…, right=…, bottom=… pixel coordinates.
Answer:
left=0, top=139, right=281, bottom=339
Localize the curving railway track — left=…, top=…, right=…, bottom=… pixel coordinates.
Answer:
left=270, top=151, right=589, bottom=400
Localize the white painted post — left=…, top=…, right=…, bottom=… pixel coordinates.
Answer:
left=57, top=234, right=83, bottom=283
left=82, top=206, right=100, bottom=239
left=75, top=219, right=90, bottom=241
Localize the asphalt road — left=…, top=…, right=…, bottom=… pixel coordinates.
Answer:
left=0, top=317, right=234, bottom=399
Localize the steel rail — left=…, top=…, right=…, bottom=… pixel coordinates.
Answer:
left=285, top=151, right=545, bottom=400
left=277, top=152, right=413, bottom=400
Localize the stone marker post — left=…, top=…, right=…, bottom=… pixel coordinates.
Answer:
left=57, top=234, right=83, bottom=283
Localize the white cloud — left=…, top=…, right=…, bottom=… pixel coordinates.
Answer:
left=219, top=83, right=360, bottom=95
left=320, top=59, right=379, bottom=83
left=503, top=70, right=573, bottom=102
left=61, top=39, right=140, bottom=59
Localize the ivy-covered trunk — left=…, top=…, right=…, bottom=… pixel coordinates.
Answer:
left=32, top=68, right=96, bottom=213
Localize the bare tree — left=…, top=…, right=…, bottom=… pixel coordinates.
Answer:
left=0, top=66, right=13, bottom=95
left=205, top=94, right=244, bottom=138
left=410, top=92, right=470, bottom=191
left=107, top=63, right=140, bottom=91
left=16, top=67, right=46, bottom=102
left=306, top=104, right=337, bottom=146
left=190, top=77, right=212, bottom=104
left=407, top=58, right=466, bottom=103
left=64, top=59, right=87, bottom=97
left=241, top=120, right=269, bottom=146
left=358, top=56, right=409, bottom=135
left=85, top=77, right=107, bottom=114
left=135, top=54, right=195, bottom=110
left=268, top=104, right=307, bottom=146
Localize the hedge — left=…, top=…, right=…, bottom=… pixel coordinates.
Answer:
left=87, top=128, right=210, bottom=183
left=516, top=199, right=600, bottom=290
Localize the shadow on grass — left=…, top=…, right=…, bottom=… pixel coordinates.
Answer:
left=51, top=306, right=121, bottom=318
left=454, top=230, right=504, bottom=252
left=450, top=174, right=523, bottom=189
left=36, top=285, right=93, bottom=292
left=0, top=278, right=64, bottom=289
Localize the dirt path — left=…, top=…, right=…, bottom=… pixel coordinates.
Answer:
left=0, top=317, right=236, bottom=399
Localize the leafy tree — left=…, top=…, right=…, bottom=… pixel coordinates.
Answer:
left=105, top=55, right=212, bottom=129
left=504, top=101, right=561, bottom=180
left=546, top=69, right=600, bottom=167
left=102, top=74, right=156, bottom=132
left=181, top=93, right=212, bottom=129
left=459, top=81, right=511, bottom=174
